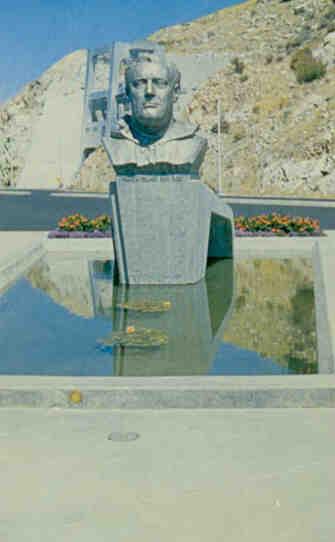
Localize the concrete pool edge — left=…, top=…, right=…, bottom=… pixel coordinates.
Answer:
left=43, top=231, right=328, bottom=259
left=45, top=235, right=114, bottom=254
left=0, top=375, right=335, bottom=409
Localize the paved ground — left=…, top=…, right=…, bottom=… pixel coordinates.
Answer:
left=0, top=407, right=334, bottom=541
left=0, top=190, right=335, bottom=230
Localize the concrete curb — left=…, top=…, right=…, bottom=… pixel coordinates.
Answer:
left=45, top=236, right=114, bottom=255
left=221, top=196, right=335, bottom=207
left=0, top=375, right=334, bottom=409
left=45, top=234, right=326, bottom=259
left=235, top=236, right=320, bottom=259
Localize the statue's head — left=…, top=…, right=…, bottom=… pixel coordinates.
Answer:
left=125, top=52, right=181, bottom=137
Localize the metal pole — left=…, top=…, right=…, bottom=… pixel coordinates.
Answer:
left=11, top=142, right=13, bottom=186
left=79, top=48, right=91, bottom=164
left=217, top=99, right=223, bottom=194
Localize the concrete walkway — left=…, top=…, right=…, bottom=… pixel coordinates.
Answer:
left=0, top=232, right=45, bottom=268
left=0, top=407, right=334, bottom=542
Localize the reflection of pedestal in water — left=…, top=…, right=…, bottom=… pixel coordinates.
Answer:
left=98, top=258, right=234, bottom=376
left=110, top=176, right=233, bottom=285
left=28, top=255, right=114, bottom=319
left=29, top=254, right=96, bottom=318
left=89, top=260, right=114, bottom=316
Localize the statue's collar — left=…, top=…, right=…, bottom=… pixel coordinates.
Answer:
left=111, top=118, right=199, bottom=145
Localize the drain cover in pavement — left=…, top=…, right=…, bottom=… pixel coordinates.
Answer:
left=108, top=432, right=140, bottom=441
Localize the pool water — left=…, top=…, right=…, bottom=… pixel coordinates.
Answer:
left=0, top=255, right=317, bottom=376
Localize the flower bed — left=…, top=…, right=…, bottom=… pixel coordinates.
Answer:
left=234, top=213, right=324, bottom=237
left=48, top=213, right=112, bottom=239
left=49, top=213, right=324, bottom=239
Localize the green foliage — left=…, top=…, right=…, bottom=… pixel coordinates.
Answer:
left=116, top=300, right=172, bottom=313
left=326, top=20, right=335, bottom=32
left=286, top=27, right=312, bottom=53
left=295, top=58, right=326, bottom=83
left=231, top=56, right=245, bottom=74
left=99, top=327, right=168, bottom=348
left=290, top=47, right=326, bottom=83
left=232, top=124, right=246, bottom=142
left=319, top=6, right=335, bottom=29
left=290, top=47, right=311, bottom=70
left=211, top=118, right=230, bottom=134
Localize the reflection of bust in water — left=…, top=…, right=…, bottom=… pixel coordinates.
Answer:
left=103, top=51, right=208, bottom=176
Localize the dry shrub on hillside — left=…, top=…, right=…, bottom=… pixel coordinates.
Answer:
left=290, top=47, right=326, bottom=83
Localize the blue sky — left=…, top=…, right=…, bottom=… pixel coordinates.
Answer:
left=0, top=0, right=244, bottom=103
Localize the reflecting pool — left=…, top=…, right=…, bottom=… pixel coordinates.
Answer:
left=0, top=255, right=317, bottom=376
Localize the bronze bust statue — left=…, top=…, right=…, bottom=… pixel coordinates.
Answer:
left=103, top=50, right=208, bottom=176
left=104, top=43, right=233, bottom=286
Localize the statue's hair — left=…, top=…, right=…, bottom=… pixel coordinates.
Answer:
left=124, top=52, right=181, bottom=95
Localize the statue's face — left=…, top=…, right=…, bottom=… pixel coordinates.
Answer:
left=127, top=61, right=175, bottom=135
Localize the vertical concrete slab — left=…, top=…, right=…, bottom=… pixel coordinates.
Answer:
left=312, top=239, right=335, bottom=373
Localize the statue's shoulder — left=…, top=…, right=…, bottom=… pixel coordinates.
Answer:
left=102, top=131, right=137, bottom=168
left=164, top=119, right=208, bottom=152
left=166, top=119, right=201, bottom=139
left=193, top=129, right=208, bottom=151
left=176, top=118, right=207, bottom=140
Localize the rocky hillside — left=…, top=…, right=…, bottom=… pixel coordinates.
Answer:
left=151, top=0, right=335, bottom=196
left=0, top=50, right=86, bottom=187
left=1, top=0, right=335, bottom=196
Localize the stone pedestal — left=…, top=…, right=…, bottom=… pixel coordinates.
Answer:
left=109, top=175, right=233, bottom=285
